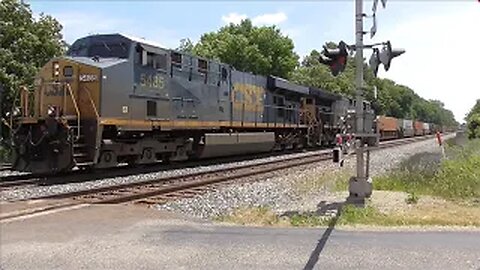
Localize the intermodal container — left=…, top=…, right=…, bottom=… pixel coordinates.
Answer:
left=423, top=123, right=430, bottom=135
left=378, top=116, right=398, bottom=132
left=398, top=119, right=414, bottom=137
left=414, top=120, right=424, bottom=136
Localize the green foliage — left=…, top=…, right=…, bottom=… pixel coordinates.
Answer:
left=374, top=140, right=480, bottom=200
left=405, top=192, right=419, bottom=204
left=466, top=100, right=480, bottom=139
left=190, top=19, right=299, bottom=78
left=0, top=0, right=65, bottom=128
left=289, top=213, right=329, bottom=227
left=337, top=204, right=480, bottom=226
left=176, top=38, right=194, bottom=54
left=338, top=205, right=389, bottom=225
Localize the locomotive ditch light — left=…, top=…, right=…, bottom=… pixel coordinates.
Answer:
left=52, top=62, right=60, bottom=77
left=7, top=107, right=21, bottom=117
left=379, top=41, right=405, bottom=71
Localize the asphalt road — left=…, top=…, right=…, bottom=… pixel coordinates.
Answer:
left=0, top=205, right=479, bottom=270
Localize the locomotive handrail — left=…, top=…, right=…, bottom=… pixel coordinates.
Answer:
left=20, top=86, right=30, bottom=117
left=66, top=83, right=81, bottom=140
left=83, top=86, right=99, bottom=120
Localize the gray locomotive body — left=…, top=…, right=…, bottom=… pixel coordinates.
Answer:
left=10, top=34, right=374, bottom=173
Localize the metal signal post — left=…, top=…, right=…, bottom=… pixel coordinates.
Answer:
left=347, top=0, right=373, bottom=202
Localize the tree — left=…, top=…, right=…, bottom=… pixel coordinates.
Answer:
left=466, top=99, right=480, bottom=139
left=0, top=0, right=65, bottom=130
left=176, top=38, right=194, bottom=54
left=192, top=19, right=299, bottom=78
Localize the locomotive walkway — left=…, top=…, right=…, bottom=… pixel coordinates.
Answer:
left=1, top=204, right=479, bottom=270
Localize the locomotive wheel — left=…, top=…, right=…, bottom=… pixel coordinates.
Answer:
left=95, top=150, right=118, bottom=169
left=137, top=147, right=156, bottom=164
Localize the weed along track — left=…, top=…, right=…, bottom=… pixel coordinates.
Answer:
left=0, top=135, right=437, bottom=222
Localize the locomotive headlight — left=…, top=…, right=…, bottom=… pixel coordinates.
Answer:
left=47, top=105, right=56, bottom=116
left=53, top=62, right=60, bottom=77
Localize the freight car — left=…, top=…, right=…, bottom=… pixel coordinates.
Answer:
left=377, top=116, right=398, bottom=140
left=6, top=33, right=375, bottom=174
left=397, top=119, right=414, bottom=138
left=377, top=115, right=439, bottom=140
left=414, top=120, right=424, bottom=136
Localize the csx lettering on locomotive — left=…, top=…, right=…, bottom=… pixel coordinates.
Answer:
left=140, top=74, right=165, bottom=89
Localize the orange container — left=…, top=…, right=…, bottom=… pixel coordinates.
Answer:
left=378, top=116, right=398, bottom=132
left=414, top=120, right=424, bottom=135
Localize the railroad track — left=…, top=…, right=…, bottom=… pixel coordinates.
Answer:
left=0, top=152, right=332, bottom=222
left=0, top=164, right=11, bottom=171
left=0, top=146, right=332, bottom=189
left=0, top=134, right=438, bottom=222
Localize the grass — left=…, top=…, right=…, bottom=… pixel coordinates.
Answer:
left=373, top=139, right=480, bottom=201
left=216, top=201, right=480, bottom=228
left=405, top=192, right=419, bottom=204
left=337, top=203, right=480, bottom=227
left=215, top=207, right=286, bottom=226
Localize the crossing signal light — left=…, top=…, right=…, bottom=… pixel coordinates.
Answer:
left=379, top=41, right=405, bottom=71
left=369, top=41, right=405, bottom=77
left=319, top=41, right=349, bottom=76
left=369, top=48, right=380, bottom=77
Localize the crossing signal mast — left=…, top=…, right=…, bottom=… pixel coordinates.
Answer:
left=319, top=0, right=406, bottom=203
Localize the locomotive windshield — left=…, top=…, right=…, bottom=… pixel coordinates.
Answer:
left=67, top=35, right=131, bottom=59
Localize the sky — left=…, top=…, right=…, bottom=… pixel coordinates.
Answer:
left=28, top=0, right=480, bottom=123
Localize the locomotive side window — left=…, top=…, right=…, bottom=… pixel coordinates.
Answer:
left=274, top=95, right=285, bottom=117
left=171, top=52, right=182, bottom=69
left=198, top=59, right=208, bottom=74
left=147, top=100, right=157, bottom=117
left=221, top=67, right=228, bottom=81
left=198, top=59, right=208, bottom=83
left=144, top=52, right=167, bottom=71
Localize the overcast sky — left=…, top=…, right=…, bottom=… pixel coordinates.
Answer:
left=29, top=1, right=480, bottom=122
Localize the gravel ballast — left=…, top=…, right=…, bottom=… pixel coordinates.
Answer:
left=157, top=136, right=451, bottom=220
left=0, top=149, right=331, bottom=201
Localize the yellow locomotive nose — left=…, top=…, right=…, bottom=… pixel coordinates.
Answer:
left=10, top=56, right=102, bottom=174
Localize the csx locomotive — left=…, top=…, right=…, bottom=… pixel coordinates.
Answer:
left=8, top=33, right=376, bottom=174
